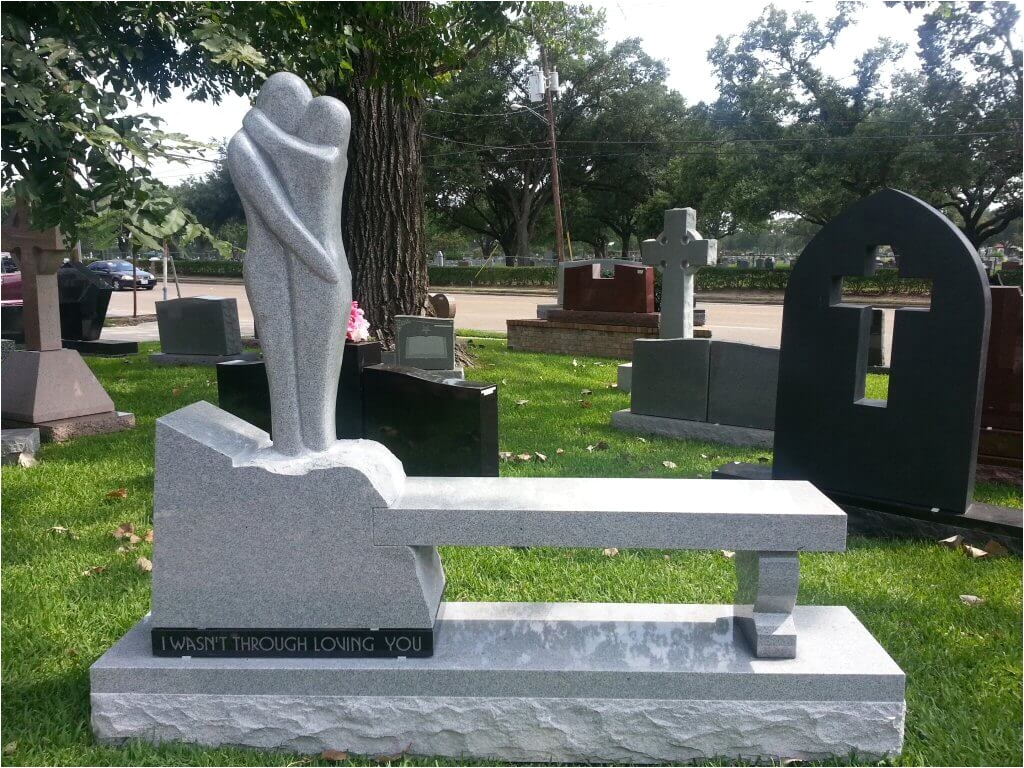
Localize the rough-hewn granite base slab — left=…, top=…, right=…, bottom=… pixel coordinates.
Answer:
left=2, top=410, right=135, bottom=442
left=612, top=409, right=774, bottom=448
left=150, top=352, right=260, bottom=366
left=91, top=603, right=905, bottom=763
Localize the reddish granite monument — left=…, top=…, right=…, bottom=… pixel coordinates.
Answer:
left=977, top=285, right=1022, bottom=479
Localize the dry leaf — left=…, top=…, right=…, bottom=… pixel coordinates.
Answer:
left=514, top=399, right=529, bottom=406
left=106, top=488, right=129, bottom=501
left=535, top=453, right=547, bottom=462
left=18, top=452, right=37, bottom=467
left=112, top=522, right=135, bottom=539
left=636, top=436, right=647, bottom=443
left=3, top=742, right=16, bottom=756
left=602, top=547, right=619, bottom=557
left=662, top=460, right=677, bottom=469
left=499, top=451, right=513, bottom=461
left=581, top=388, right=593, bottom=395
left=663, top=554, right=670, bottom=560
left=136, top=556, right=153, bottom=573
left=939, top=534, right=964, bottom=550
left=556, top=448, right=564, bottom=455
left=127, top=534, right=142, bottom=545
left=373, top=744, right=412, bottom=763
left=964, top=545, right=989, bottom=559
left=501, top=378, right=507, bottom=385
left=595, top=440, right=609, bottom=450
left=172, top=387, right=183, bottom=397
left=144, top=530, right=154, bottom=543
left=49, top=525, right=79, bottom=540
left=721, top=550, right=736, bottom=559
left=81, top=565, right=107, bottom=577
left=321, top=749, right=349, bottom=762
left=579, top=400, right=593, bottom=409
left=757, top=456, right=771, bottom=464
left=700, top=453, right=708, bottom=460
left=516, top=453, right=533, bottom=461
left=116, top=545, right=133, bottom=554
left=959, top=594, right=985, bottom=606
left=67, top=647, right=78, bottom=657
left=983, top=539, right=1009, bottom=557
left=572, top=358, right=579, bottom=367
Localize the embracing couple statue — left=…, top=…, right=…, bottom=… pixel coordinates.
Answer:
left=227, top=72, right=351, bottom=458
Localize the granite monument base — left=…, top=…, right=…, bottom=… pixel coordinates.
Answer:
left=612, top=409, right=774, bottom=448
left=1, top=427, right=40, bottom=465
left=713, top=462, right=1022, bottom=553
left=64, top=339, right=140, bottom=356
left=151, top=351, right=260, bottom=367
left=2, top=411, right=136, bottom=442
left=91, top=603, right=905, bottom=764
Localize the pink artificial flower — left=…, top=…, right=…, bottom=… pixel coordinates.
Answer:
left=346, top=301, right=371, bottom=342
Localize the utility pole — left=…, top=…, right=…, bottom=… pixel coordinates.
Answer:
left=539, top=46, right=566, bottom=263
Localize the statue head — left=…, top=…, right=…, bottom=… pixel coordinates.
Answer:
left=255, top=72, right=313, bottom=135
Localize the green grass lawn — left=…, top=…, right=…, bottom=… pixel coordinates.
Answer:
left=1, top=340, right=1021, bottom=767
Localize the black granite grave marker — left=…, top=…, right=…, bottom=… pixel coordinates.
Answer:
left=773, top=189, right=990, bottom=515
left=362, top=366, right=499, bottom=477
left=57, top=263, right=112, bottom=342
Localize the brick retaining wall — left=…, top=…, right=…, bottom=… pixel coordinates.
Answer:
left=506, top=319, right=660, bottom=360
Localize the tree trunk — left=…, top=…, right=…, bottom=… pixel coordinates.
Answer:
left=334, top=5, right=428, bottom=346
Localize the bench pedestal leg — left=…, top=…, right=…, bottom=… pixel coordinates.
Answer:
left=734, top=551, right=799, bottom=659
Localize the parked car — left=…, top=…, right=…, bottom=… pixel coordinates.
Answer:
left=86, top=259, right=156, bottom=290
left=1, top=254, right=18, bottom=274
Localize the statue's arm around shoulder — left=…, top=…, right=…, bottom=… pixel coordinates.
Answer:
left=243, top=108, right=338, bottom=162
left=227, top=131, right=340, bottom=284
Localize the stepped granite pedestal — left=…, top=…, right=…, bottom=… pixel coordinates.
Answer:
left=91, top=401, right=905, bottom=763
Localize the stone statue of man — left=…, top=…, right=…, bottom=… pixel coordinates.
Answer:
left=227, top=72, right=351, bottom=456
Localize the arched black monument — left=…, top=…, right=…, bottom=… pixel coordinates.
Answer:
left=773, top=189, right=991, bottom=515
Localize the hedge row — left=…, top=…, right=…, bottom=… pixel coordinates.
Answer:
left=172, top=260, right=244, bottom=277
left=170, top=259, right=1021, bottom=293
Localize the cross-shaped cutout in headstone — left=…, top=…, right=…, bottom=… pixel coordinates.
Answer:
left=1, top=200, right=68, bottom=351
left=641, top=208, right=717, bottom=338
left=829, top=245, right=932, bottom=409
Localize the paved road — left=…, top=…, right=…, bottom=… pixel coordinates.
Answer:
left=103, top=283, right=895, bottom=358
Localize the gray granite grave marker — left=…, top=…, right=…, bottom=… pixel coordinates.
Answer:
left=395, top=315, right=458, bottom=373
left=642, top=208, right=717, bottom=338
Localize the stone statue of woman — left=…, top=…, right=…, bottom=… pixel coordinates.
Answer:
left=227, top=73, right=351, bottom=457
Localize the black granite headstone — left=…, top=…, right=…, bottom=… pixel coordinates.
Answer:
left=0, top=303, right=24, bottom=343
left=58, top=263, right=112, bottom=342
left=362, top=366, right=499, bottom=477
left=216, top=341, right=382, bottom=440
left=773, top=188, right=990, bottom=515
left=156, top=297, right=242, bottom=356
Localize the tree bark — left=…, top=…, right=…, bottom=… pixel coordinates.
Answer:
left=334, top=4, right=429, bottom=346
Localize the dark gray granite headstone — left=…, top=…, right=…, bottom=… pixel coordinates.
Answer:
left=395, top=316, right=455, bottom=371
left=156, top=297, right=243, bottom=356
left=707, top=342, right=779, bottom=430
left=773, top=189, right=990, bottom=515
left=630, top=338, right=709, bottom=421
left=58, top=263, right=112, bottom=342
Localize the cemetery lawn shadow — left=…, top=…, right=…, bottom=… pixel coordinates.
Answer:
left=0, top=341, right=1020, bottom=767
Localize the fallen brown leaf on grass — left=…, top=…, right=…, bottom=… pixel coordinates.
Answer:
left=499, top=451, right=513, bottom=461
left=983, top=539, right=1009, bottom=557
left=514, top=399, right=529, bottom=406
left=81, top=566, right=107, bottom=577
left=757, top=456, right=771, bottom=464
left=3, top=742, right=16, bottom=756
left=581, top=388, right=593, bottom=395
left=136, top=556, right=153, bottom=573
left=516, top=453, right=533, bottom=461
left=106, top=488, right=129, bottom=501
left=18, top=453, right=37, bottom=468
left=579, top=400, right=593, bottom=409
left=572, top=358, right=579, bottom=367
left=535, top=453, right=548, bottom=462
left=585, top=440, right=609, bottom=452
left=602, top=547, right=619, bottom=557
left=321, top=749, right=350, bottom=762
left=939, top=534, right=964, bottom=549
left=959, top=594, right=985, bottom=606
left=555, top=448, right=565, bottom=455
left=721, top=550, right=736, bottom=559
left=172, top=387, right=183, bottom=397
left=144, top=530, right=154, bottom=543
left=112, top=522, right=135, bottom=539
left=373, top=744, right=412, bottom=763
left=662, top=460, right=677, bottom=469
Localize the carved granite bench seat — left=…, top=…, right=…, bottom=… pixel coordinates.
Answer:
left=375, top=477, right=847, bottom=658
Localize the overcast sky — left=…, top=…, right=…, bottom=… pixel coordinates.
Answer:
left=146, top=1, right=935, bottom=184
